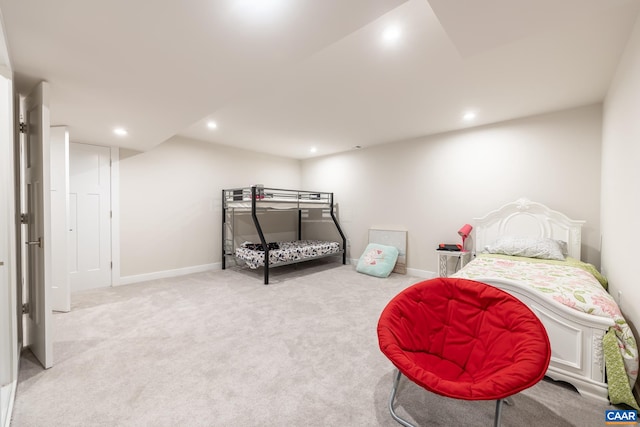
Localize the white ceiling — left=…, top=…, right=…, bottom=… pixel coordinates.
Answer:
left=1, top=0, right=639, bottom=159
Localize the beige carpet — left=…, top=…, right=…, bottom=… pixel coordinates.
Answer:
left=11, top=260, right=615, bottom=426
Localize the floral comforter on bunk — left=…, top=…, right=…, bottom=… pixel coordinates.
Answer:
left=453, top=254, right=639, bottom=409
left=235, top=240, right=340, bottom=269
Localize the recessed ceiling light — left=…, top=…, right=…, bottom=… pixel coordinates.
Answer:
left=207, top=121, right=218, bottom=130
left=463, top=112, right=476, bottom=121
left=113, top=127, right=128, bottom=136
left=232, top=0, right=288, bottom=23
left=310, top=147, right=317, bottom=153
left=382, top=26, right=401, bottom=44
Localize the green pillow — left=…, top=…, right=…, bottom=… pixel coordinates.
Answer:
left=356, top=243, right=399, bottom=278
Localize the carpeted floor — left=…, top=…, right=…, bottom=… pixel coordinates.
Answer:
left=11, top=261, right=616, bottom=426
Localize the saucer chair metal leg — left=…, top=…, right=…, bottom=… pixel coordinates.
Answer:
left=388, top=369, right=417, bottom=427
left=389, top=369, right=509, bottom=427
left=494, top=399, right=504, bottom=427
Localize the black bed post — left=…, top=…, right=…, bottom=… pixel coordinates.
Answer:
left=222, top=189, right=226, bottom=270
left=251, top=185, right=270, bottom=284
left=329, top=192, right=347, bottom=265
left=298, top=209, right=302, bottom=240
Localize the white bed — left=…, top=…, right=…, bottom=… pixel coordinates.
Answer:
left=453, top=198, right=636, bottom=404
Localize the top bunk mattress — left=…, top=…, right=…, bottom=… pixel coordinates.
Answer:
left=235, top=240, right=341, bottom=269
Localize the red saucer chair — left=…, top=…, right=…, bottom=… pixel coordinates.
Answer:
left=377, top=277, right=551, bottom=427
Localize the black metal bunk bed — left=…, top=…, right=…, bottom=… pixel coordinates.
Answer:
left=222, top=186, right=347, bottom=284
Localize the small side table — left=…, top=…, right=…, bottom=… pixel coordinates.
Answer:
left=436, top=250, right=471, bottom=277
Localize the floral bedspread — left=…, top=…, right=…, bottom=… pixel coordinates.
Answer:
left=453, top=255, right=639, bottom=409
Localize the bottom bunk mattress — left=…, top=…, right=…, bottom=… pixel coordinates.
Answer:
left=235, top=240, right=341, bottom=269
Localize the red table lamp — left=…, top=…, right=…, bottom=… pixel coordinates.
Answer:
left=458, top=224, right=473, bottom=250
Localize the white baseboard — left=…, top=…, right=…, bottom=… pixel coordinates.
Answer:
left=119, top=262, right=221, bottom=286
left=118, top=260, right=436, bottom=286
left=405, top=268, right=436, bottom=279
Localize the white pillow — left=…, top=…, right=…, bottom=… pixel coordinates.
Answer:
left=484, top=236, right=566, bottom=261
left=556, top=240, right=569, bottom=256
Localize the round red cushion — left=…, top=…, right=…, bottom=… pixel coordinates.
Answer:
left=377, top=277, right=551, bottom=400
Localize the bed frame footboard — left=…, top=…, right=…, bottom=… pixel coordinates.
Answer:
left=479, top=277, right=612, bottom=403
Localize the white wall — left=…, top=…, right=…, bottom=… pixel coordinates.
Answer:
left=119, top=136, right=301, bottom=279
left=602, top=13, right=640, bottom=332
left=301, top=104, right=603, bottom=275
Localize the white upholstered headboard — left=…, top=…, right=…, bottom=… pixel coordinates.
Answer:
left=474, top=198, right=585, bottom=260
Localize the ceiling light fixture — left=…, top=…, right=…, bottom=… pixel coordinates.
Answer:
left=113, top=127, right=128, bottom=136
left=232, top=0, right=288, bottom=23
left=382, top=25, right=401, bottom=44
left=463, top=112, right=476, bottom=121
left=207, top=121, right=218, bottom=129
left=310, top=147, right=317, bottom=154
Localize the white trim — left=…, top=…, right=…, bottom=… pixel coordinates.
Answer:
left=1, top=381, right=15, bottom=427
left=49, top=126, right=70, bottom=312
left=405, top=268, right=435, bottom=279
left=119, top=263, right=221, bottom=286
left=119, top=260, right=434, bottom=286
left=0, top=73, right=16, bottom=427
left=110, top=147, right=120, bottom=287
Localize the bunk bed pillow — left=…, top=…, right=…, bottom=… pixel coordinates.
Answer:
left=356, top=243, right=399, bottom=278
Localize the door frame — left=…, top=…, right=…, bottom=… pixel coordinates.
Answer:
left=50, top=126, right=69, bottom=312
left=0, top=67, right=18, bottom=427
left=109, top=146, right=120, bottom=287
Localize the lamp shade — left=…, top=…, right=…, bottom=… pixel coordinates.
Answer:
left=458, top=224, right=473, bottom=238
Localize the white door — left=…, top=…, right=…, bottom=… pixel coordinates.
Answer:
left=23, top=81, right=53, bottom=369
left=50, top=127, right=70, bottom=311
left=69, top=143, right=111, bottom=291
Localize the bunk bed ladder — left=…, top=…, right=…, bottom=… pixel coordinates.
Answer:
left=221, top=190, right=237, bottom=269
left=329, top=192, right=347, bottom=265
left=250, top=186, right=271, bottom=285
left=222, top=189, right=226, bottom=269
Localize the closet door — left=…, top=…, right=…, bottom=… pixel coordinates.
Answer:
left=68, top=143, right=112, bottom=290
